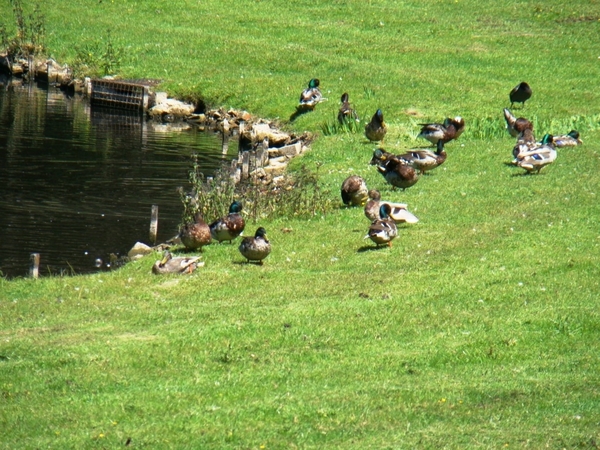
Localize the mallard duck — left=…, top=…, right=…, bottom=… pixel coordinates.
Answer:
left=338, top=92, right=359, bottom=123
left=552, top=130, right=582, bottom=147
left=341, top=175, right=369, bottom=206
left=515, top=134, right=557, bottom=174
left=509, top=82, right=532, bottom=108
left=370, top=149, right=419, bottom=190
left=445, top=116, right=466, bottom=140
left=512, top=128, right=537, bottom=159
left=209, top=200, right=245, bottom=243
left=365, top=203, right=398, bottom=247
left=399, top=141, right=447, bottom=175
left=417, top=121, right=445, bottom=145
left=369, top=147, right=393, bottom=167
left=365, top=109, right=387, bottom=142
left=179, top=211, right=212, bottom=251
left=503, top=108, right=534, bottom=138
left=417, top=116, right=464, bottom=147
left=376, top=156, right=419, bottom=190
left=239, top=227, right=271, bottom=264
left=364, top=189, right=383, bottom=221
left=152, top=250, right=202, bottom=275
left=364, top=189, right=419, bottom=224
left=299, top=78, right=323, bottom=109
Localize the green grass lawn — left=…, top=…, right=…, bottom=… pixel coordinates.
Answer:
left=1, top=0, right=600, bottom=448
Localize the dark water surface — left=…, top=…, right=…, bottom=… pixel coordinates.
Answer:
left=0, top=81, right=234, bottom=278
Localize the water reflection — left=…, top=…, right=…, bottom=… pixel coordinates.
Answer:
left=0, top=80, right=235, bottom=278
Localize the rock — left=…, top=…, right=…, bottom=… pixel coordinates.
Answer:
left=128, top=242, right=153, bottom=260
left=250, top=123, right=291, bottom=147
left=148, top=96, right=195, bottom=119
left=250, top=168, right=267, bottom=179
left=10, top=64, right=24, bottom=76
left=263, top=160, right=287, bottom=176
left=240, top=111, right=252, bottom=121
left=268, top=155, right=289, bottom=165
left=154, top=92, right=168, bottom=104
left=186, top=113, right=207, bottom=124
left=267, top=142, right=301, bottom=158
left=67, top=79, right=83, bottom=94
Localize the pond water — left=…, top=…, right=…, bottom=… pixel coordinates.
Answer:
left=0, top=79, right=235, bottom=278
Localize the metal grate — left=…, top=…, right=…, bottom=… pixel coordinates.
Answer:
left=90, top=79, right=148, bottom=111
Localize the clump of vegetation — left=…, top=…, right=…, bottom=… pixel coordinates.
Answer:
left=469, top=114, right=600, bottom=140
left=179, top=155, right=334, bottom=225
left=321, top=115, right=363, bottom=136
left=70, top=30, right=123, bottom=79
left=0, top=0, right=45, bottom=58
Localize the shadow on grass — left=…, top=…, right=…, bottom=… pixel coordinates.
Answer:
left=506, top=168, right=545, bottom=177
left=233, top=260, right=266, bottom=266
left=290, top=105, right=314, bottom=122
left=357, top=244, right=391, bottom=252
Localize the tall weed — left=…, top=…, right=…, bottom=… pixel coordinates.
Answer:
left=71, top=30, right=123, bottom=78
left=0, top=0, right=45, bottom=58
left=179, top=155, right=333, bottom=225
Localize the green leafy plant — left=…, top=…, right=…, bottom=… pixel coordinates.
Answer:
left=321, top=115, right=363, bottom=136
left=71, top=30, right=123, bottom=79
left=179, top=155, right=333, bottom=226
left=0, top=0, right=45, bottom=58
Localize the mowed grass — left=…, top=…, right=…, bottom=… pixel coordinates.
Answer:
left=1, top=0, right=600, bottom=448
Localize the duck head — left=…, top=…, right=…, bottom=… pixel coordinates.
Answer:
left=373, top=109, right=385, bottom=125
left=368, top=189, right=381, bottom=201
left=255, top=226, right=268, bottom=240
left=229, top=201, right=243, bottom=214
left=541, top=134, right=554, bottom=145
left=308, top=78, right=320, bottom=89
left=379, top=203, right=392, bottom=219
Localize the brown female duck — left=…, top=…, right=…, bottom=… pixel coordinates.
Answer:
left=341, top=175, right=369, bottom=206
left=365, top=109, right=387, bottom=142
left=179, top=211, right=212, bottom=251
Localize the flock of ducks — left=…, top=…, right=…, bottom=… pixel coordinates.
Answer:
left=334, top=83, right=467, bottom=248
left=333, top=80, right=582, bottom=248
left=152, top=201, right=271, bottom=274
left=503, top=104, right=582, bottom=174
left=156, top=80, right=584, bottom=270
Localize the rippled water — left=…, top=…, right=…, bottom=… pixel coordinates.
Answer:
left=0, top=80, right=235, bottom=278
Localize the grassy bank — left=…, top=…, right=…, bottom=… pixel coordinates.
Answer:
left=1, top=0, right=600, bottom=448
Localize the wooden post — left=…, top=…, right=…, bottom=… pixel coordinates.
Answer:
left=27, top=55, right=34, bottom=82
left=238, top=121, right=245, bottom=150
left=47, top=60, right=53, bottom=83
left=222, top=132, right=229, bottom=156
left=150, top=205, right=159, bottom=244
left=30, top=253, right=40, bottom=279
left=256, top=147, right=265, bottom=168
left=142, top=86, right=150, bottom=110
left=230, top=159, right=240, bottom=184
left=241, top=151, right=250, bottom=180
left=249, top=150, right=257, bottom=173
